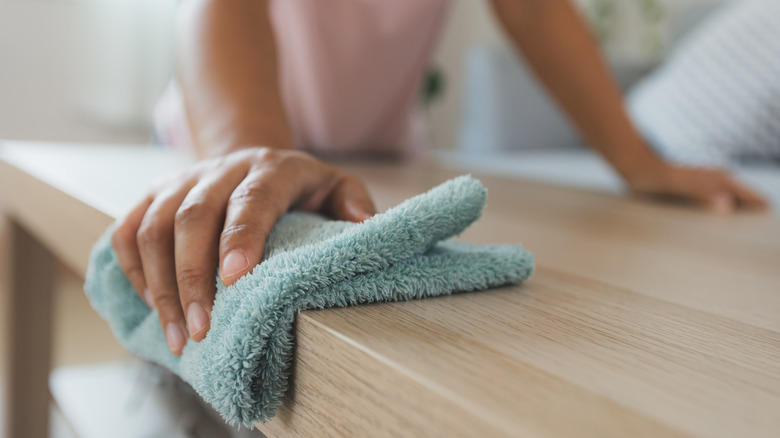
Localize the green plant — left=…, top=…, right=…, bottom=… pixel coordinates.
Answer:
left=582, top=0, right=666, bottom=58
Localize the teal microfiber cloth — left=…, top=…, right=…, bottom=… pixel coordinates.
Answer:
left=84, top=175, right=534, bottom=427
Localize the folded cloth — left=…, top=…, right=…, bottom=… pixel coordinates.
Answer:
left=84, top=175, right=534, bottom=427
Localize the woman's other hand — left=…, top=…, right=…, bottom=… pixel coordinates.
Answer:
left=625, top=161, right=768, bottom=213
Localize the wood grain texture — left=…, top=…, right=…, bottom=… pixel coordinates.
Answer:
left=0, top=142, right=778, bottom=438
left=260, top=268, right=780, bottom=438
left=261, top=162, right=780, bottom=438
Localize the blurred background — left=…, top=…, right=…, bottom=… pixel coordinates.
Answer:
left=0, top=0, right=721, bottom=148
left=0, top=0, right=176, bottom=144
left=6, top=0, right=777, bottom=198
left=6, top=0, right=777, bottom=201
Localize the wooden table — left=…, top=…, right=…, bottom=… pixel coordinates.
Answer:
left=1, top=141, right=778, bottom=438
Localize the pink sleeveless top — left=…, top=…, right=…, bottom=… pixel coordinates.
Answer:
left=155, top=0, right=449, bottom=157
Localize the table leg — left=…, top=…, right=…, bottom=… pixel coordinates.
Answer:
left=4, top=221, right=55, bottom=438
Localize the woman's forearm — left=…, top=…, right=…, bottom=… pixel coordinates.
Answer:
left=490, top=0, right=664, bottom=178
left=176, top=0, right=293, bottom=158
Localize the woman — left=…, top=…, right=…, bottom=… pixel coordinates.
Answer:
left=113, top=0, right=767, bottom=359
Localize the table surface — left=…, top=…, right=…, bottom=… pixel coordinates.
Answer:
left=1, top=141, right=779, bottom=438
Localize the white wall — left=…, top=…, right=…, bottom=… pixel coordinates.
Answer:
left=0, top=0, right=174, bottom=144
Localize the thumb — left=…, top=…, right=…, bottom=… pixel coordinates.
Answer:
left=327, top=174, right=377, bottom=223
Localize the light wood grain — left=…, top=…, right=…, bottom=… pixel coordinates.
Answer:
left=344, top=163, right=780, bottom=332
left=0, top=161, right=109, bottom=277
left=264, top=164, right=780, bottom=438
left=0, top=141, right=778, bottom=438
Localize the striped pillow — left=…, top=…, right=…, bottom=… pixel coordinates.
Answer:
left=628, top=0, right=780, bottom=166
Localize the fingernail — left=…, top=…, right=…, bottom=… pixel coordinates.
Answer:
left=143, top=288, right=155, bottom=308
left=187, top=302, right=210, bottom=338
left=222, top=250, right=248, bottom=279
left=165, top=323, right=186, bottom=355
left=347, top=201, right=373, bottom=222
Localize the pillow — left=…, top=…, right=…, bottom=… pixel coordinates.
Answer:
left=628, top=0, right=780, bottom=167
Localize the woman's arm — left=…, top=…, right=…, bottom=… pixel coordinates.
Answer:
left=176, top=0, right=293, bottom=157
left=112, top=0, right=375, bottom=356
left=489, top=0, right=767, bottom=211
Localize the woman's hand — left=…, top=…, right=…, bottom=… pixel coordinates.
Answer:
left=624, top=161, right=769, bottom=213
left=111, top=147, right=376, bottom=355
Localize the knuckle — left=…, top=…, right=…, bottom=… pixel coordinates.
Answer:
left=254, top=146, right=282, bottom=163
left=154, top=293, right=182, bottom=315
left=253, top=147, right=309, bottom=170
left=229, top=183, right=275, bottom=207
left=124, top=264, right=145, bottom=281
left=174, top=201, right=209, bottom=228
left=205, top=155, right=227, bottom=169
left=220, top=223, right=253, bottom=246
left=220, top=224, right=269, bottom=255
left=111, top=225, right=129, bottom=249
left=137, top=222, right=168, bottom=248
left=176, top=265, right=209, bottom=294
